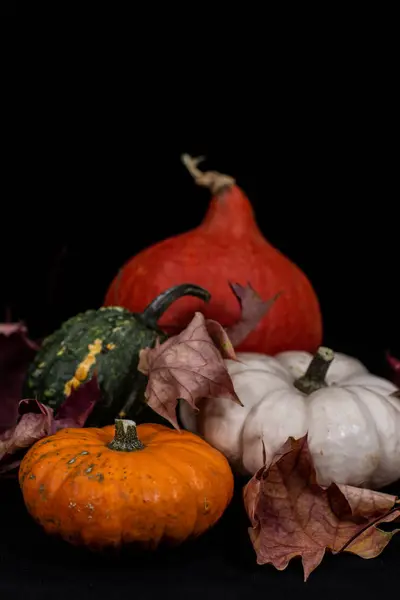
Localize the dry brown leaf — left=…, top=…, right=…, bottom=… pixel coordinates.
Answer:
left=202, top=319, right=237, bottom=360
left=226, top=283, right=280, bottom=347
left=0, top=378, right=100, bottom=476
left=0, top=321, right=40, bottom=434
left=387, top=352, right=400, bottom=388
left=243, top=436, right=400, bottom=581
left=138, top=311, right=242, bottom=429
left=0, top=401, right=54, bottom=467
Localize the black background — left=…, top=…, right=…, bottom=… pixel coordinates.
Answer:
left=0, top=2, right=15, bottom=16
left=3, top=109, right=399, bottom=374
left=1, top=85, right=399, bottom=598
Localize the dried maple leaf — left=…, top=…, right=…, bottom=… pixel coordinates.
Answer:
left=138, top=311, right=242, bottom=429
left=243, top=436, right=400, bottom=581
left=0, top=378, right=100, bottom=475
left=226, top=283, right=280, bottom=348
left=0, top=321, right=40, bottom=434
left=0, top=400, right=54, bottom=471
left=55, top=374, right=100, bottom=428
left=387, top=351, right=400, bottom=390
left=202, top=319, right=237, bottom=360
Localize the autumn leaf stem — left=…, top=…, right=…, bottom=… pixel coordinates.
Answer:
left=338, top=503, right=400, bottom=554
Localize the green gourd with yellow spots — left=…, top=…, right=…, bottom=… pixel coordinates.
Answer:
left=23, top=284, right=210, bottom=426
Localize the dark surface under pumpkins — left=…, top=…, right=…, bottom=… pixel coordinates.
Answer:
left=1, top=474, right=399, bottom=600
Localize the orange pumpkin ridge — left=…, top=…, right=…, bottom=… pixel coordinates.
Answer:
left=19, top=420, right=234, bottom=550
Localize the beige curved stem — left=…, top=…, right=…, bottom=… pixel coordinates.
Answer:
left=181, top=154, right=236, bottom=194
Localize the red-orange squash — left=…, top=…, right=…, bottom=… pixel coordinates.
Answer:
left=104, top=155, right=322, bottom=355
left=19, top=420, right=234, bottom=549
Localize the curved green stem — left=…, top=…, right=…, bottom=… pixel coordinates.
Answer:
left=294, top=347, right=334, bottom=395
left=141, top=283, right=211, bottom=325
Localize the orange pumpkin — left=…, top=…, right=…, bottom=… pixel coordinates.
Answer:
left=19, top=420, right=234, bottom=550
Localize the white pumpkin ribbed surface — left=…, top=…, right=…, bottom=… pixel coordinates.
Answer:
left=179, top=350, right=400, bottom=489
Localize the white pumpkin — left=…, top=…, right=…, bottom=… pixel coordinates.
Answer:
left=179, top=347, right=400, bottom=489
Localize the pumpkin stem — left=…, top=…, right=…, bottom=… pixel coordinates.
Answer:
left=181, top=154, right=236, bottom=195
left=391, top=389, right=400, bottom=399
left=108, top=419, right=145, bottom=452
left=293, top=347, right=334, bottom=395
left=141, top=284, right=211, bottom=325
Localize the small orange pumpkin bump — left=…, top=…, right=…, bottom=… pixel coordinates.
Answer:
left=19, top=420, right=234, bottom=550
